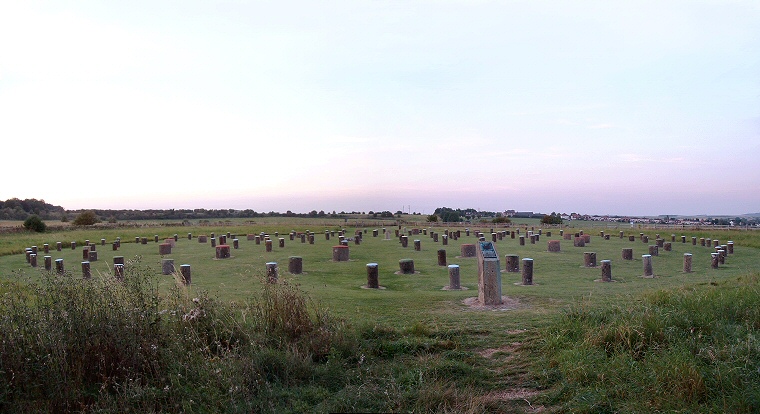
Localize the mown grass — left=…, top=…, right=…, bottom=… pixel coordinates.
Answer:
left=0, top=221, right=758, bottom=412
left=0, top=263, right=513, bottom=413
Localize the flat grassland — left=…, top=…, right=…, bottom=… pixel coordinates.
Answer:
left=0, top=219, right=758, bottom=412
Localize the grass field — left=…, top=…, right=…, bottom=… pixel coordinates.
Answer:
left=0, top=220, right=758, bottom=412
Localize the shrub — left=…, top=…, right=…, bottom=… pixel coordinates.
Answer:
left=22, top=215, right=46, bottom=232
left=72, top=210, right=100, bottom=226
left=541, top=212, right=563, bottom=225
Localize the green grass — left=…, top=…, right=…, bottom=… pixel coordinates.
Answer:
left=0, top=221, right=758, bottom=412
left=540, top=273, right=760, bottom=413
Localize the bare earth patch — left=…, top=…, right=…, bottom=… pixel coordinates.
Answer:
left=463, top=296, right=523, bottom=311
left=485, top=389, right=546, bottom=412
left=478, top=342, right=522, bottom=359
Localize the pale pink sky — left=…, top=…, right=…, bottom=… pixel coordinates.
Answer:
left=1, top=1, right=758, bottom=216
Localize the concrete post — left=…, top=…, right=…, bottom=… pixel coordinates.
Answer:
left=477, top=241, right=502, bottom=305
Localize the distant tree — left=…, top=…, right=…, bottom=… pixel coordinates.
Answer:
left=73, top=210, right=100, bottom=226
left=434, top=207, right=460, bottom=223
left=541, top=212, right=563, bottom=225
left=427, top=214, right=438, bottom=222
left=23, top=215, right=46, bottom=232
left=492, top=216, right=511, bottom=224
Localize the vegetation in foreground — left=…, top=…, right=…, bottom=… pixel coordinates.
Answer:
left=0, top=262, right=517, bottom=413
left=1, top=263, right=758, bottom=412
left=539, top=273, right=760, bottom=413
left=1, top=220, right=759, bottom=412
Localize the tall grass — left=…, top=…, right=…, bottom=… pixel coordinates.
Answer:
left=0, top=259, right=499, bottom=413
left=0, top=260, right=351, bottom=412
left=539, top=273, right=760, bottom=413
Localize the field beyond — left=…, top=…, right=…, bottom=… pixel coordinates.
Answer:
left=0, top=218, right=758, bottom=412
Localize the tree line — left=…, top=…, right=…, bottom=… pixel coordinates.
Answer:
left=0, top=198, right=411, bottom=223
left=0, top=198, right=66, bottom=220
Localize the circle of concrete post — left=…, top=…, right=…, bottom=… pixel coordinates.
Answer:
left=398, top=259, right=415, bottom=274
left=437, top=249, right=447, bottom=266
left=266, top=262, right=278, bottom=283
left=683, top=253, right=693, bottom=273
left=505, top=254, right=519, bottom=272
left=216, top=245, right=231, bottom=259
left=584, top=252, right=597, bottom=267
left=288, top=256, right=303, bottom=274
left=600, top=260, right=612, bottom=282
left=642, top=255, right=654, bottom=277
left=521, top=258, right=534, bottom=285
left=648, top=245, right=658, bottom=256
left=159, top=243, right=172, bottom=255
left=82, top=261, right=91, bottom=279
left=114, top=263, right=125, bottom=280
left=162, top=258, right=175, bottom=275
left=332, top=245, right=349, bottom=261
left=180, top=264, right=191, bottom=285
left=366, top=263, right=379, bottom=288
left=460, top=244, right=476, bottom=257
left=448, top=264, right=461, bottom=289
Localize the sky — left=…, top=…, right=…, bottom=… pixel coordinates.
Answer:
left=1, top=1, right=759, bottom=216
